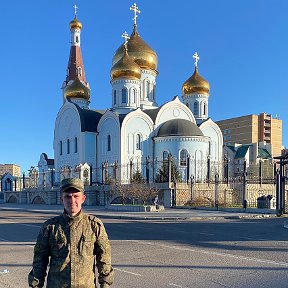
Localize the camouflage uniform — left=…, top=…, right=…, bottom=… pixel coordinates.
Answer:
left=28, top=210, right=114, bottom=288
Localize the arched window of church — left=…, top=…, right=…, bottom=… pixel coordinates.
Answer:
left=76, top=36, right=79, bottom=43
left=122, top=88, right=127, bottom=103
left=194, top=101, right=198, bottom=115
left=180, top=149, right=188, bottom=166
left=74, top=137, right=78, bottom=153
left=107, top=135, right=111, bottom=151
left=163, top=151, right=169, bottom=162
left=60, top=141, right=63, bottom=156
left=146, top=81, right=150, bottom=99
left=67, top=139, right=70, bottom=154
left=153, top=84, right=156, bottom=100
left=131, top=89, right=136, bottom=103
left=77, top=67, right=82, bottom=77
left=113, top=90, right=117, bottom=105
left=203, top=102, right=206, bottom=115
left=136, top=134, right=141, bottom=150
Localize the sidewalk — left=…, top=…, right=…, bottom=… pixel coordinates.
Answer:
left=0, top=203, right=281, bottom=221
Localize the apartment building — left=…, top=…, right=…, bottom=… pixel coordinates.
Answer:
left=216, top=113, right=282, bottom=157
left=0, top=164, right=21, bottom=177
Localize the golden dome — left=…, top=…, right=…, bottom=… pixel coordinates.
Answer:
left=182, top=67, right=210, bottom=95
left=70, top=17, right=82, bottom=30
left=110, top=48, right=141, bottom=80
left=64, top=78, right=90, bottom=100
left=112, top=25, right=158, bottom=71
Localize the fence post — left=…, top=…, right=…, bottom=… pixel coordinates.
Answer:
left=172, top=181, right=176, bottom=207
left=190, top=175, right=194, bottom=202
left=215, top=173, right=219, bottom=210
left=186, top=155, right=190, bottom=184
left=276, top=169, right=281, bottom=215
left=90, top=164, right=93, bottom=186
left=243, top=160, right=247, bottom=209
left=259, top=160, right=262, bottom=186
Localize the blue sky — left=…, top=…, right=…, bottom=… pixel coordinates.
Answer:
left=1, top=0, right=287, bottom=174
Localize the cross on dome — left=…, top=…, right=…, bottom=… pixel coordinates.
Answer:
left=121, top=31, right=130, bottom=46
left=73, top=4, right=78, bottom=17
left=130, top=3, right=141, bottom=26
left=193, top=52, right=200, bottom=68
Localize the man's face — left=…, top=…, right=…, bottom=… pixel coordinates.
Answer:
left=61, top=190, right=86, bottom=216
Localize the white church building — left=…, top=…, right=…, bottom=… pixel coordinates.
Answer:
left=50, top=4, right=223, bottom=186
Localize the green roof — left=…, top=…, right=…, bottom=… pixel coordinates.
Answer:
left=258, top=148, right=272, bottom=159
left=235, top=146, right=250, bottom=159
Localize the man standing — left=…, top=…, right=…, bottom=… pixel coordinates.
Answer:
left=28, top=178, right=114, bottom=288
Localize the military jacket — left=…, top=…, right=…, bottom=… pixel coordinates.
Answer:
left=28, top=210, right=114, bottom=288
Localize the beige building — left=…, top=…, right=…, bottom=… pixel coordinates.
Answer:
left=216, top=113, right=282, bottom=157
left=0, top=164, right=21, bottom=177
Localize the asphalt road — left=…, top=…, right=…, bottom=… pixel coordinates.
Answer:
left=0, top=207, right=287, bottom=288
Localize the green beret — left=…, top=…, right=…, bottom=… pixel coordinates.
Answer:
left=60, top=178, right=84, bottom=193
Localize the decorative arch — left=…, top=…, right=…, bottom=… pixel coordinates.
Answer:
left=32, top=196, right=46, bottom=204
left=180, top=149, right=188, bottom=166
left=8, top=195, right=17, bottom=203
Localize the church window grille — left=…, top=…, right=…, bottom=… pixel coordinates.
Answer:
left=122, top=88, right=127, bottom=103
left=180, top=149, right=188, bottom=166
left=60, top=141, right=63, bottom=156
left=74, top=137, right=78, bottom=153
left=113, top=90, right=117, bottom=105
left=67, top=139, right=70, bottom=154
left=194, top=102, right=198, bottom=115
left=107, top=135, right=111, bottom=151
left=136, top=134, right=141, bottom=150
left=203, top=102, right=206, bottom=115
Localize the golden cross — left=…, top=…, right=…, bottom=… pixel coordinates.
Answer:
left=73, top=4, right=78, bottom=17
left=193, top=52, right=200, bottom=68
left=130, top=3, right=141, bottom=25
left=121, top=31, right=130, bottom=46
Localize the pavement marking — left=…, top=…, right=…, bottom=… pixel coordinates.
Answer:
left=0, top=237, right=35, bottom=248
left=114, top=268, right=142, bottom=276
left=0, top=220, right=41, bottom=228
left=125, top=240, right=288, bottom=267
left=239, top=236, right=270, bottom=241
left=169, top=283, right=185, bottom=287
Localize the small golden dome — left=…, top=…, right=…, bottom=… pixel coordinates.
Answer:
left=110, top=48, right=141, bottom=80
left=70, top=17, right=82, bottom=30
left=182, top=67, right=210, bottom=95
left=64, top=78, right=90, bottom=100
left=112, top=25, right=158, bottom=71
